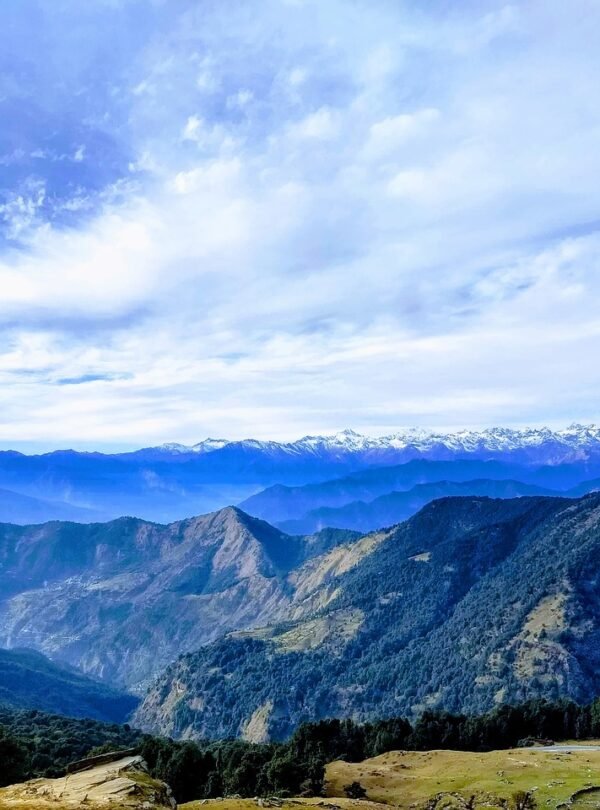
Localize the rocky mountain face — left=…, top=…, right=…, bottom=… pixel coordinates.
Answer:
left=0, top=507, right=358, bottom=692
left=135, top=493, right=600, bottom=741
left=2, top=424, right=600, bottom=525
left=0, top=753, right=175, bottom=810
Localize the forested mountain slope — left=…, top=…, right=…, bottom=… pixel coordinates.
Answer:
left=136, top=493, right=600, bottom=740
left=0, top=508, right=358, bottom=691
left=0, top=648, right=138, bottom=722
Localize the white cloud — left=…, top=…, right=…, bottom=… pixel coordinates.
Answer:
left=365, top=109, right=440, bottom=158
left=288, top=67, right=307, bottom=87
left=1, top=0, right=600, bottom=447
left=0, top=179, right=46, bottom=241
left=171, top=158, right=242, bottom=195
left=227, top=89, right=253, bottom=109
left=287, top=107, right=340, bottom=140
left=182, top=115, right=203, bottom=142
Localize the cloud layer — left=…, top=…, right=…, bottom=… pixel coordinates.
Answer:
left=1, top=0, right=599, bottom=449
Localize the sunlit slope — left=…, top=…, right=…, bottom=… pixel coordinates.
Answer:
left=325, top=747, right=600, bottom=809
left=137, top=493, right=600, bottom=740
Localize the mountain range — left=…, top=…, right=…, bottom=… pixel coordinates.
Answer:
left=0, top=508, right=358, bottom=691
left=270, top=478, right=558, bottom=534
left=144, top=424, right=600, bottom=463
left=3, top=424, right=600, bottom=744
left=1, top=424, right=600, bottom=525
left=3, top=489, right=600, bottom=742
left=240, top=458, right=600, bottom=533
left=135, top=492, right=600, bottom=741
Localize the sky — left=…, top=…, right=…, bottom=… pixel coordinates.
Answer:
left=1, top=0, right=600, bottom=451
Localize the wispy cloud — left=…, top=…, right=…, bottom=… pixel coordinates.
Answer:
left=0, top=0, right=599, bottom=448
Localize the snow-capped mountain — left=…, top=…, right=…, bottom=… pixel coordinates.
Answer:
left=381, top=424, right=600, bottom=459
left=1, top=424, right=600, bottom=525
left=143, top=424, right=600, bottom=465
left=128, top=438, right=229, bottom=460
left=159, top=439, right=229, bottom=454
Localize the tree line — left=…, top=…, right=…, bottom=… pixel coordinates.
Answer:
left=3, top=697, right=600, bottom=803
left=144, top=697, right=600, bottom=801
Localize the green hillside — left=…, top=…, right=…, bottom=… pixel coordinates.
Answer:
left=136, top=493, right=600, bottom=740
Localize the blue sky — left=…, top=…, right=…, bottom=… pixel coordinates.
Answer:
left=1, top=0, right=600, bottom=450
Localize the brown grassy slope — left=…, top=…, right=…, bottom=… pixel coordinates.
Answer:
left=324, top=747, right=600, bottom=809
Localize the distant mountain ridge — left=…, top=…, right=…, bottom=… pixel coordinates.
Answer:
left=275, top=479, right=558, bottom=534
left=140, top=424, right=600, bottom=463
left=1, top=424, right=600, bottom=524
left=0, top=487, right=101, bottom=524
left=241, top=458, right=600, bottom=533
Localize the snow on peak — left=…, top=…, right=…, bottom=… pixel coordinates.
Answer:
left=152, top=424, right=600, bottom=462
left=191, top=438, right=229, bottom=453
left=157, top=442, right=194, bottom=454
left=155, top=439, right=229, bottom=454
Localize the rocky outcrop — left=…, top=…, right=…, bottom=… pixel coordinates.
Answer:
left=0, top=754, right=176, bottom=808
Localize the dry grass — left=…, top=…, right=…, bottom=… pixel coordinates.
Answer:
left=181, top=799, right=389, bottom=810
left=325, top=747, right=600, bottom=809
